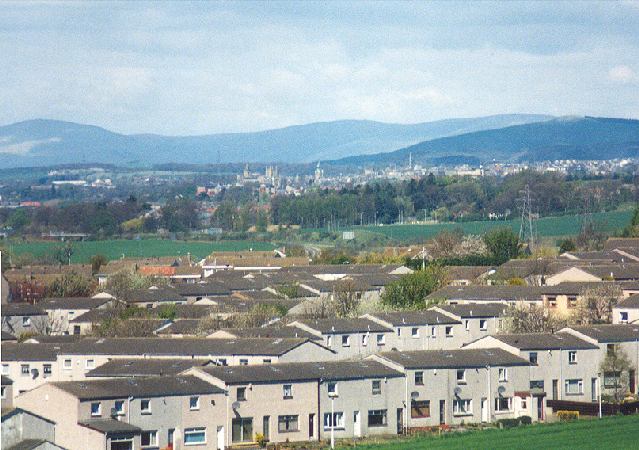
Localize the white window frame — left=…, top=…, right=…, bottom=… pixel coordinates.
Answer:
left=431, top=326, right=436, bottom=338
left=620, top=311, right=628, bottom=323
left=85, top=359, right=95, bottom=370
left=283, top=384, right=293, bottom=399
left=63, top=359, right=72, bottom=370
left=362, top=334, right=369, bottom=346
left=565, top=379, right=583, bottom=395
left=90, top=402, right=102, bottom=417
left=372, top=379, right=382, bottom=395
left=445, top=326, right=454, bottom=337
left=114, top=400, right=125, bottom=415
left=341, top=335, right=350, bottom=347
left=323, top=411, right=344, bottom=430
left=327, top=335, right=333, bottom=346
left=239, top=359, right=248, bottom=366
left=453, top=399, right=472, bottom=416
left=376, top=334, right=385, bottom=345
left=479, top=319, right=488, bottom=331
left=499, top=368, right=508, bottom=382
left=189, top=396, right=200, bottom=410
left=21, top=364, right=30, bottom=376
left=141, top=430, right=158, bottom=448
left=140, top=398, right=152, bottom=414
left=184, top=427, right=207, bottom=446
left=22, top=316, right=31, bottom=327
left=1, top=364, right=9, bottom=375
left=411, top=327, right=419, bottom=338
left=456, top=369, right=466, bottom=383
left=494, top=396, right=512, bottom=413
left=568, top=351, right=577, bottom=364
left=464, top=320, right=470, bottom=331
left=327, top=381, right=338, bottom=396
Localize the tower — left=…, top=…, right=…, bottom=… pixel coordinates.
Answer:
left=518, top=184, right=536, bottom=252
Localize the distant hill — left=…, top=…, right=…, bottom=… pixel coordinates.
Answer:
left=332, top=116, right=639, bottom=166
left=0, top=114, right=552, bottom=167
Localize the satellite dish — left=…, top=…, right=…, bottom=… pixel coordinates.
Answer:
left=30, top=368, right=40, bottom=379
left=231, top=401, right=240, bottom=410
left=498, top=386, right=506, bottom=395
left=453, top=387, right=462, bottom=396
left=411, top=391, right=420, bottom=400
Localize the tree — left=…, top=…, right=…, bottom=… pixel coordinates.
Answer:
left=332, top=278, right=360, bottom=318
left=105, top=269, right=165, bottom=302
left=45, top=272, right=93, bottom=297
left=622, top=205, right=639, bottom=237
left=54, top=242, right=74, bottom=265
left=558, top=238, right=576, bottom=254
left=90, top=254, right=108, bottom=275
left=157, top=303, right=177, bottom=320
left=600, top=345, right=632, bottom=404
left=381, top=266, right=448, bottom=310
left=504, top=303, right=565, bottom=333
left=430, top=228, right=464, bottom=259
left=573, top=284, right=623, bottom=324
left=227, top=303, right=289, bottom=328
left=483, top=227, right=520, bottom=263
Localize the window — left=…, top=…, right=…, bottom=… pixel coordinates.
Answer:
left=494, top=397, right=512, bottom=412
left=498, top=319, right=503, bottom=330
left=185, top=427, right=207, bottom=445
left=90, top=402, right=102, bottom=417
left=430, top=326, right=436, bottom=338
left=278, top=415, right=299, bottom=432
left=237, top=387, right=247, bottom=401
left=21, top=364, right=29, bottom=376
left=411, top=400, right=430, bottom=418
left=323, top=412, right=344, bottom=430
left=456, top=369, right=466, bottom=383
left=85, top=359, right=95, bottom=370
left=327, top=382, right=338, bottom=396
left=376, top=334, right=385, bottom=345
left=568, top=297, right=578, bottom=308
left=453, top=399, right=472, bottom=415
left=548, top=297, right=557, bottom=308
left=1, top=364, right=9, bottom=375
left=22, top=317, right=31, bottom=327
left=464, top=320, right=470, bottom=331
left=43, top=364, right=52, bottom=376
left=114, top=400, right=125, bottom=415
left=521, top=398, right=527, bottom=409
left=499, top=368, right=508, bottom=382
left=1, top=387, right=5, bottom=399
left=396, top=328, right=401, bottom=337
left=372, top=380, right=381, bottom=395
left=604, top=371, right=622, bottom=388
left=239, top=359, right=248, bottom=366
left=217, top=358, right=228, bottom=366
left=341, top=335, right=350, bottom=347
left=327, top=336, right=333, bottom=346
left=411, top=327, right=419, bottom=338
left=141, top=430, right=158, bottom=448
left=565, top=379, right=583, bottom=395
left=568, top=351, right=577, bottom=364
left=68, top=311, right=75, bottom=319
left=362, top=334, right=369, bottom=346
left=415, top=371, right=424, bottom=386
left=63, top=359, right=72, bottom=370
left=189, top=396, right=200, bottom=410
left=479, top=319, right=488, bottom=331
left=367, top=409, right=387, bottom=427
left=529, top=352, right=538, bottom=365
left=445, top=326, right=453, bottom=337
left=263, top=359, right=272, bottom=364
left=530, top=380, right=544, bottom=390
left=607, top=344, right=616, bottom=356
left=141, top=399, right=151, bottom=414
left=231, top=418, right=252, bottom=443
left=283, top=384, right=293, bottom=399
left=620, top=311, right=629, bottom=323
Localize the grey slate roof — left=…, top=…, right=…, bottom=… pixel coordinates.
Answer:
left=5, top=439, right=62, bottom=450
left=39, top=297, right=111, bottom=310
left=78, top=419, right=142, bottom=434
left=199, top=360, right=403, bottom=384
left=2, top=330, right=17, bottom=341
left=126, top=287, right=184, bottom=304
left=1, top=303, right=46, bottom=317
left=86, top=358, right=210, bottom=378
left=1, top=343, right=66, bottom=361
left=426, top=285, right=542, bottom=302
left=292, top=318, right=392, bottom=334
left=490, top=332, right=598, bottom=350
left=52, top=375, right=224, bottom=400
left=156, top=319, right=212, bottom=336
left=1, top=375, right=13, bottom=385
left=604, top=238, right=639, bottom=250
left=175, top=282, right=232, bottom=297
left=434, top=303, right=508, bottom=318
left=214, top=326, right=319, bottom=340
left=616, top=294, right=639, bottom=309
left=566, top=324, right=639, bottom=343
left=62, top=337, right=327, bottom=357
left=379, top=348, right=531, bottom=369
left=367, top=311, right=460, bottom=326
left=580, top=264, right=639, bottom=280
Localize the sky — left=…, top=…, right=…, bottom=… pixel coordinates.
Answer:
left=1, top=1, right=638, bottom=135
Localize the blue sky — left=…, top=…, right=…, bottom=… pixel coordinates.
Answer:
left=1, top=1, right=638, bottom=134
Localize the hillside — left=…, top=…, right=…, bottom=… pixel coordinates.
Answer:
left=0, top=114, right=551, bottom=167
left=333, top=116, right=639, bottom=166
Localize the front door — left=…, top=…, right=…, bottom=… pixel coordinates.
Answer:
left=552, top=379, right=558, bottom=400
left=592, top=377, right=598, bottom=402
left=481, top=398, right=488, bottom=422
left=396, top=408, right=403, bottom=434
left=536, top=396, right=544, bottom=421
left=308, top=414, right=315, bottom=439
left=439, top=400, right=446, bottom=425
left=353, top=411, right=361, bottom=437
left=263, top=415, right=270, bottom=441
left=217, top=425, right=225, bottom=450
left=630, top=370, right=636, bottom=394
left=168, top=429, right=174, bottom=447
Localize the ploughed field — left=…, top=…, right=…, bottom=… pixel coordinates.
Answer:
left=6, top=239, right=276, bottom=264
left=350, top=415, right=639, bottom=449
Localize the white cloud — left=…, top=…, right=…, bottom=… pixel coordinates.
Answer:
left=0, top=138, right=61, bottom=155
left=608, top=65, right=637, bottom=83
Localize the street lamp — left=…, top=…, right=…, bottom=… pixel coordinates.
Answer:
left=328, top=391, right=338, bottom=449
left=598, top=371, right=602, bottom=419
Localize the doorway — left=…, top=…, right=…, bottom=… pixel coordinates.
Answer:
left=308, top=413, right=315, bottom=439
left=217, top=426, right=225, bottom=450
left=353, top=411, right=361, bottom=437
left=396, top=408, right=403, bottom=434
left=481, top=398, right=488, bottom=422
left=439, top=400, right=446, bottom=425
left=263, top=416, right=270, bottom=441
left=552, top=379, right=558, bottom=400
left=536, top=396, right=544, bottom=421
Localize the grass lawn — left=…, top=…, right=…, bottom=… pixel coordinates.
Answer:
left=347, top=415, right=639, bottom=449
left=345, top=209, right=633, bottom=243
left=5, top=239, right=276, bottom=264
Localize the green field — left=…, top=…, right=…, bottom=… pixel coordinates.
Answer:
left=349, top=415, right=639, bottom=449
left=4, top=239, right=276, bottom=264
left=346, top=209, right=633, bottom=243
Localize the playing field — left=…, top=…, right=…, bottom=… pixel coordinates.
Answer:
left=347, top=209, right=633, bottom=243
left=350, top=415, right=639, bottom=449
left=5, top=239, right=276, bottom=264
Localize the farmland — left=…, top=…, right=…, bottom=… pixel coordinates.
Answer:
left=4, top=239, right=276, bottom=264
left=349, top=415, right=639, bottom=449
left=344, top=209, right=633, bottom=243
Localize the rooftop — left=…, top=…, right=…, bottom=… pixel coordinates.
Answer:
left=434, top=303, right=508, bottom=318
left=489, top=332, right=598, bottom=350
left=78, top=419, right=142, bottom=434
left=366, top=310, right=460, bottom=326
left=39, top=297, right=111, bottom=310
left=86, top=358, right=210, bottom=378
left=379, top=348, right=530, bottom=369
left=565, top=324, right=639, bottom=343
left=1, top=343, right=67, bottom=362
left=616, top=294, right=639, bottom=309
left=291, top=318, right=392, bottom=334
left=0, top=303, right=46, bottom=317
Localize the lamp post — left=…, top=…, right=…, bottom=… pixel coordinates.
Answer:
left=328, top=391, right=338, bottom=449
left=598, top=371, right=602, bottom=419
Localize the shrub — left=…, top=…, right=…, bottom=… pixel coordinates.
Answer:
left=255, top=432, right=267, bottom=447
left=519, top=415, right=532, bottom=425
left=497, top=418, right=521, bottom=428
left=557, top=410, right=579, bottom=421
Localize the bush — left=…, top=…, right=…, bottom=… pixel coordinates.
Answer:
left=255, top=432, right=267, bottom=447
left=496, top=418, right=521, bottom=428
left=519, top=415, right=532, bottom=425
left=557, top=410, right=579, bottom=421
